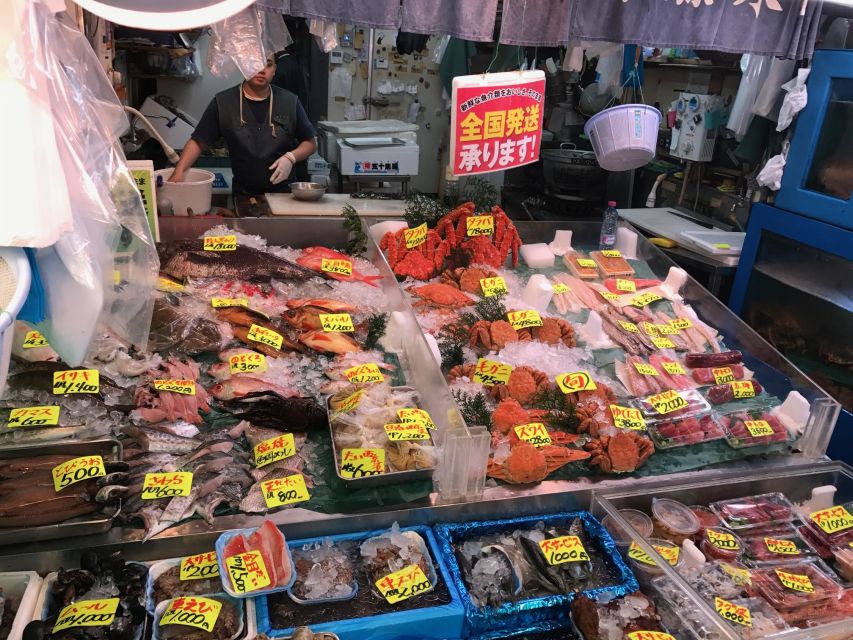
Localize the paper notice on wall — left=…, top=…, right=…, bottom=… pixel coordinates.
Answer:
left=330, top=67, right=352, bottom=99
left=344, top=103, right=367, bottom=121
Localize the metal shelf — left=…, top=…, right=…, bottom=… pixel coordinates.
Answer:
left=754, top=259, right=853, bottom=313
left=644, top=60, right=741, bottom=74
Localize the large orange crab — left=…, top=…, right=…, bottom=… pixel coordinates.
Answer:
left=487, top=441, right=590, bottom=484
left=407, top=283, right=474, bottom=309
left=434, top=203, right=522, bottom=268
left=440, top=266, right=498, bottom=294
left=491, top=398, right=548, bottom=434
left=584, top=431, right=654, bottom=473
left=469, top=320, right=524, bottom=351
left=380, top=227, right=451, bottom=280
left=518, top=317, right=577, bottom=348
left=492, top=366, right=551, bottom=405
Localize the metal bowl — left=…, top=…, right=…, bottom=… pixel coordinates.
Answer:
left=290, top=182, right=326, bottom=201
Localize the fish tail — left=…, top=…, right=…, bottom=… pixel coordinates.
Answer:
left=359, top=274, right=383, bottom=288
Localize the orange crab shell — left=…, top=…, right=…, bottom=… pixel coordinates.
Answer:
left=408, top=282, right=475, bottom=308
left=491, top=398, right=532, bottom=433
left=487, top=441, right=590, bottom=484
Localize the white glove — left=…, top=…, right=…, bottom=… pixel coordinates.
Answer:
left=269, top=154, right=294, bottom=184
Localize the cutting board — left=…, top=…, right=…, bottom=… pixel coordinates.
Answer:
left=265, top=193, right=405, bottom=217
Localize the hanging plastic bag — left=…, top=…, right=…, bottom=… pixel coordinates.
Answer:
left=309, top=18, right=339, bottom=53
left=756, top=142, right=789, bottom=191
left=431, top=35, right=450, bottom=65
left=752, top=58, right=796, bottom=120
left=727, top=54, right=772, bottom=138
left=777, top=68, right=811, bottom=132
left=208, top=6, right=292, bottom=78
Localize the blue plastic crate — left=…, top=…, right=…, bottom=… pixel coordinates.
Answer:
left=434, top=511, right=639, bottom=640
left=256, top=525, right=465, bottom=640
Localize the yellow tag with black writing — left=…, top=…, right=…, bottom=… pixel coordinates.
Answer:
left=160, top=596, right=221, bottom=632
left=775, top=568, right=814, bottom=593
left=480, top=277, right=508, bottom=297
left=714, top=243, right=731, bottom=249
left=720, top=562, right=752, bottom=586
left=551, top=282, right=570, bottom=295
left=764, top=538, right=800, bottom=555
left=651, top=336, right=676, bottom=350
left=247, top=324, right=284, bottom=350
left=53, top=598, right=120, bottom=633
left=631, top=292, right=662, bottom=308
left=157, top=277, right=185, bottom=293
left=615, top=279, right=636, bottom=292
left=538, top=535, right=589, bottom=564
left=730, top=381, right=756, bottom=399
left=654, top=324, right=679, bottom=335
left=404, top=223, right=427, bottom=249
left=706, top=529, right=740, bottom=551
left=142, top=472, right=193, bottom=499
left=473, top=358, right=512, bottom=386
left=715, top=597, right=752, bottom=627
left=745, top=420, right=774, bottom=437
left=253, top=433, right=296, bottom=469
left=600, top=291, right=621, bottom=301
left=628, top=542, right=678, bottom=566
left=641, top=322, right=658, bottom=335
left=229, top=352, right=267, bottom=374
left=203, top=235, right=237, bottom=251
left=513, top=423, right=552, bottom=447
left=180, top=552, right=220, bottom=581
left=225, top=550, right=271, bottom=594
left=507, top=310, right=543, bottom=330
left=321, top=257, right=353, bottom=276
left=344, top=363, right=385, bottom=384
left=610, top=405, right=646, bottom=431
left=320, top=313, right=355, bottom=332
left=627, top=633, right=676, bottom=640
left=53, top=370, right=99, bottom=394
left=376, top=564, right=432, bottom=604
left=633, top=362, right=659, bottom=376
left=712, top=367, right=736, bottom=384
left=810, top=505, right=853, bottom=535
left=466, top=215, right=494, bottom=237
left=334, top=389, right=365, bottom=414
left=618, top=321, right=639, bottom=333
left=670, top=317, right=693, bottom=329
left=577, top=258, right=597, bottom=268
left=385, top=423, right=430, bottom=441
left=556, top=371, right=597, bottom=394
left=211, top=297, right=248, bottom=308
left=262, top=473, right=310, bottom=508
left=647, top=389, right=688, bottom=415
left=397, top=408, right=436, bottom=430
left=7, top=406, right=60, bottom=428
left=52, top=456, right=106, bottom=492
left=339, top=448, right=385, bottom=478
left=22, top=330, right=48, bottom=348
left=656, top=545, right=680, bottom=565
left=154, top=379, right=195, bottom=395
left=601, top=250, right=622, bottom=258
left=661, top=361, right=686, bottom=376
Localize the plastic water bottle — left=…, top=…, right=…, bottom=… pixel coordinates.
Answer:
left=599, top=201, right=619, bottom=250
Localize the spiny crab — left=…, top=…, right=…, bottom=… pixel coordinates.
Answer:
left=448, top=364, right=550, bottom=406
left=469, top=319, right=524, bottom=351
left=584, top=431, right=654, bottom=473
left=440, top=266, right=498, bottom=294
left=487, top=441, right=590, bottom=484
left=518, top=317, right=577, bottom=348
left=434, top=203, right=522, bottom=269
left=380, top=227, right=450, bottom=280
left=407, top=283, right=474, bottom=309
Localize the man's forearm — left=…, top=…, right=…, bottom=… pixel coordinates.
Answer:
left=290, top=138, right=317, bottom=163
left=174, top=138, right=204, bottom=174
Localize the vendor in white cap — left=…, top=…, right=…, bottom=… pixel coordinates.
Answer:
left=169, top=56, right=317, bottom=196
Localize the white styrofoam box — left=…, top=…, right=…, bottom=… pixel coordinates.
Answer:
left=139, top=97, right=195, bottom=150
left=310, top=174, right=330, bottom=187
left=0, top=571, right=42, bottom=640
left=307, top=155, right=331, bottom=173
left=337, top=140, right=419, bottom=176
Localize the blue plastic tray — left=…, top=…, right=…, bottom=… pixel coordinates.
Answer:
left=434, top=511, right=639, bottom=640
left=256, top=525, right=465, bottom=640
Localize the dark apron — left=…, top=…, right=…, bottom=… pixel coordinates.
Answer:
left=216, top=85, right=302, bottom=197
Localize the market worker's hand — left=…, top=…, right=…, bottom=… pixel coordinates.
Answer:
left=167, top=168, right=185, bottom=183
left=269, top=152, right=295, bottom=184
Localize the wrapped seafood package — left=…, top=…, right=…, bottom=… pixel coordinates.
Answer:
left=256, top=524, right=464, bottom=640
left=153, top=594, right=244, bottom=640
left=216, top=521, right=296, bottom=599
left=631, top=389, right=711, bottom=421
left=646, top=412, right=727, bottom=450
left=709, top=493, right=796, bottom=533
left=650, top=575, right=731, bottom=640
left=589, top=250, right=635, bottom=277
left=148, top=554, right=224, bottom=610
left=717, top=410, right=790, bottom=449
left=562, top=251, right=600, bottom=279
left=750, top=561, right=843, bottom=610
left=742, top=534, right=817, bottom=567
left=713, top=596, right=790, bottom=639
left=434, top=511, right=637, bottom=639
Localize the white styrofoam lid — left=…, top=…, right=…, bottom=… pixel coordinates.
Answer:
left=679, top=230, right=746, bottom=255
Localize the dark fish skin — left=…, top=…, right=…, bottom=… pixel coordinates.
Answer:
left=150, top=298, right=225, bottom=355
left=158, top=241, right=323, bottom=282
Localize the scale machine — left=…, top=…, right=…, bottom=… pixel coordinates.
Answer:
left=669, top=93, right=725, bottom=162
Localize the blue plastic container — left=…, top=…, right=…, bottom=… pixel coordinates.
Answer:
left=434, top=511, right=639, bottom=640
left=256, top=525, right=465, bottom=640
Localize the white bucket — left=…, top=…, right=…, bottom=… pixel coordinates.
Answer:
left=0, top=248, right=31, bottom=397
left=154, top=168, right=215, bottom=216
left=584, top=104, right=661, bottom=172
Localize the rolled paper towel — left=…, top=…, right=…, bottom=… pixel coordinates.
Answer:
left=662, top=267, right=688, bottom=299
left=549, top=230, right=573, bottom=256
left=523, top=274, right=553, bottom=310
left=772, top=390, right=811, bottom=437
left=681, top=539, right=706, bottom=569
left=615, top=227, right=638, bottom=259
left=369, top=220, right=408, bottom=243
left=519, top=243, right=555, bottom=268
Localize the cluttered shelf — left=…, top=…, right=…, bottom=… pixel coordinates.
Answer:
left=753, top=260, right=853, bottom=313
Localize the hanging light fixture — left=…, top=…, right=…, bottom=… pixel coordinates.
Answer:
left=73, top=0, right=255, bottom=30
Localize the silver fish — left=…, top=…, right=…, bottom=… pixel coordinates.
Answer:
left=123, top=426, right=198, bottom=454
left=146, top=420, right=201, bottom=439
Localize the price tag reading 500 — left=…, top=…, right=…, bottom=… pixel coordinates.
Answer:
left=376, top=564, right=432, bottom=604
left=52, top=456, right=106, bottom=492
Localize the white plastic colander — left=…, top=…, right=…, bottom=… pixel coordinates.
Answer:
left=0, top=249, right=32, bottom=397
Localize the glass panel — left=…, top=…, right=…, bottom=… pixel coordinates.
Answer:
left=805, top=77, right=853, bottom=199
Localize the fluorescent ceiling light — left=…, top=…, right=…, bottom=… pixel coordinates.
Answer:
left=74, top=0, right=256, bottom=30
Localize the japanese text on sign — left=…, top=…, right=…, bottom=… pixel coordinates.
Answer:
left=730, top=381, right=756, bottom=399
left=158, top=277, right=185, bottom=293
left=615, top=279, right=636, bottom=292
left=262, top=473, right=310, bottom=508
left=52, top=455, right=105, bottom=492
left=339, top=448, right=385, bottom=478
left=601, top=250, right=622, bottom=258
left=513, top=423, right=552, bottom=447
left=507, top=309, right=542, bottom=329
left=53, top=599, right=120, bottom=633
left=707, top=529, right=739, bottom=550
left=712, top=367, right=736, bottom=384
left=628, top=542, right=679, bottom=566
left=631, top=292, right=662, bottom=308
left=473, top=358, right=513, bottom=386
left=22, top=330, right=48, bottom=348
left=225, top=550, right=271, bottom=594
left=247, top=324, right=283, bottom=350
left=764, top=538, right=800, bottom=555
left=481, top=276, right=508, bottom=297
left=720, top=562, right=752, bottom=586
left=451, top=71, right=545, bottom=176
left=670, top=317, right=693, bottom=329
left=809, top=505, right=853, bottom=535
left=466, top=215, right=494, bottom=237
left=376, top=564, right=431, bottom=604
left=385, top=423, right=430, bottom=441
left=647, top=390, right=688, bottom=415
left=610, top=405, right=646, bottom=431
left=775, top=569, right=814, bottom=593
left=619, top=321, right=639, bottom=333
left=745, top=420, right=774, bottom=437
left=404, top=224, right=427, bottom=249
left=556, top=371, right=597, bottom=394
left=633, top=362, right=659, bottom=377
left=7, top=406, right=60, bottom=428
left=211, top=297, right=248, bottom=308
left=344, top=363, right=384, bottom=384
left=229, top=352, right=267, bottom=374
left=154, top=379, right=195, bottom=395
left=651, top=336, right=676, bottom=350
left=552, top=282, right=570, bottom=295
left=203, top=235, right=237, bottom=251
left=538, top=535, right=589, bottom=565
left=715, top=597, right=752, bottom=627
left=661, top=361, right=686, bottom=376
left=142, top=472, right=193, bottom=499
left=335, top=389, right=365, bottom=415
left=254, top=433, right=296, bottom=469
left=321, top=258, right=353, bottom=276
left=397, top=408, right=436, bottom=430
left=180, top=552, right=220, bottom=581
left=577, top=258, right=597, bottom=268
left=53, top=370, right=99, bottom=394
left=600, top=291, right=621, bottom=301
left=654, top=324, right=679, bottom=335
left=160, top=596, right=221, bottom=632
left=320, top=313, right=355, bottom=333
left=627, top=633, right=676, bottom=640
left=641, top=322, right=658, bottom=335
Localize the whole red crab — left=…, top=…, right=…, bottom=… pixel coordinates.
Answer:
left=434, top=202, right=522, bottom=269
left=380, top=227, right=450, bottom=280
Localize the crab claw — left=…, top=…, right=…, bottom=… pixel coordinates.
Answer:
left=299, top=330, right=361, bottom=355
left=487, top=442, right=590, bottom=484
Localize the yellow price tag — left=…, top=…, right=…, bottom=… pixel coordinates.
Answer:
left=712, top=367, right=736, bottom=384
left=745, top=420, right=774, bottom=437
left=633, top=362, right=659, bottom=376
left=253, top=433, right=296, bottom=469
left=320, top=313, right=355, bottom=332
left=774, top=568, right=814, bottom=593
left=651, top=336, right=676, bottom=349
left=7, top=406, right=60, bottom=428
left=52, top=455, right=106, bottom=492
left=631, top=292, right=662, bottom=308
left=261, top=473, right=310, bottom=508
left=507, top=309, right=543, bottom=329
left=142, top=472, right=193, bottom=499
left=641, top=322, right=658, bottom=335
left=385, top=423, right=431, bottom=441
left=335, top=389, right=365, bottom=414
left=618, top=321, right=639, bottom=333
left=647, top=389, right=688, bottom=415
left=600, top=291, right=622, bottom=301
left=513, top=423, right=552, bottom=447
left=720, top=562, right=751, bottom=586
left=809, top=505, right=853, bottom=535
left=480, top=277, right=508, bottom=297
left=203, top=235, right=237, bottom=251
left=730, top=381, right=756, bottom=399
left=714, top=243, right=731, bottom=249
left=53, top=370, right=99, bottom=394
left=654, top=324, right=679, bottom=335
left=157, top=276, right=185, bottom=293
left=22, top=330, right=48, bottom=348
left=615, top=279, right=636, bottom=292
left=764, top=537, right=800, bottom=555
left=225, top=550, right=271, bottom=594
left=180, top=552, right=220, bottom=581
left=556, top=371, right=597, bottom=394
left=404, top=223, right=428, bottom=249
left=577, top=258, right=597, bottom=268
left=551, top=282, right=570, bottom=295
left=627, top=633, right=677, bottom=640
left=247, top=324, right=284, bottom=350
left=320, top=258, right=353, bottom=276
left=538, top=535, right=589, bottom=564
left=601, top=250, right=622, bottom=258
left=397, top=408, right=436, bottom=430
left=610, top=405, right=646, bottom=431
left=339, top=448, right=385, bottom=478
left=661, top=361, right=686, bottom=376
left=628, top=542, right=677, bottom=566
left=160, top=596, right=221, bottom=632
left=375, top=564, right=432, bottom=604
left=706, top=529, right=740, bottom=551
left=154, top=379, right=196, bottom=395
left=228, top=352, right=267, bottom=374
left=715, top=597, right=752, bottom=627
left=344, top=363, right=385, bottom=384
left=211, top=297, right=248, bottom=308
left=466, top=215, right=494, bottom=236
left=670, top=317, right=693, bottom=329
left=472, top=358, right=513, bottom=386
left=53, top=599, right=120, bottom=633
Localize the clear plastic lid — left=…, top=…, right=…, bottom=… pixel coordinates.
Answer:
left=632, top=389, right=711, bottom=420
left=715, top=597, right=790, bottom=640
left=751, top=561, right=843, bottom=609
left=652, top=498, right=701, bottom=536
left=709, top=493, right=796, bottom=532
left=690, top=506, right=723, bottom=531
left=647, top=412, right=727, bottom=449
left=627, top=537, right=682, bottom=573
left=716, top=410, right=790, bottom=449
left=562, top=251, right=599, bottom=279
left=678, top=560, right=751, bottom=601
left=602, top=509, right=654, bottom=545
left=742, top=535, right=816, bottom=567
left=590, top=250, right=635, bottom=276
left=804, top=502, right=853, bottom=547
left=701, top=527, right=744, bottom=563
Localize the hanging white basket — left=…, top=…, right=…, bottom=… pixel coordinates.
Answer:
left=584, top=104, right=661, bottom=172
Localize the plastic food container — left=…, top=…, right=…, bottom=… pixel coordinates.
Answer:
left=627, top=538, right=683, bottom=580
left=216, top=526, right=296, bottom=599
left=742, top=535, right=816, bottom=567
left=589, top=250, right=635, bottom=277
left=717, top=411, right=790, bottom=448
left=716, top=597, right=790, bottom=639
left=831, top=544, right=853, bottom=581
left=152, top=594, right=243, bottom=640
left=632, top=388, right=711, bottom=420
left=288, top=541, right=358, bottom=604
left=751, top=561, right=843, bottom=609
left=0, top=570, right=43, bottom=640
left=803, top=502, right=853, bottom=550
left=647, top=412, right=727, bottom=449
left=360, top=529, right=437, bottom=601
left=650, top=574, right=731, bottom=640
left=602, top=509, right=654, bottom=546
left=651, top=498, right=700, bottom=545
left=562, top=251, right=599, bottom=279
left=690, top=506, right=722, bottom=532
left=709, top=493, right=795, bottom=532
left=700, top=527, right=744, bottom=562
left=148, top=557, right=224, bottom=612
left=678, top=561, right=751, bottom=601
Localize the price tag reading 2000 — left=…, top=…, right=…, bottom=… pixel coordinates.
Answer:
left=646, top=390, right=688, bottom=415
left=376, top=564, right=432, bottom=604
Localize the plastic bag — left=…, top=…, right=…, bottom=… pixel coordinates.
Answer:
left=11, top=1, right=158, bottom=363
left=309, top=18, right=338, bottom=53
left=752, top=57, right=796, bottom=120
left=208, top=6, right=292, bottom=79
left=431, top=35, right=450, bottom=65
left=756, top=143, right=789, bottom=191
left=727, top=54, right=772, bottom=138
left=777, top=68, right=811, bottom=132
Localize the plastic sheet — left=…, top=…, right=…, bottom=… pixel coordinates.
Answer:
left=11, top=1, right=157, bottom=362
left=208, top=6, right=292, bottom=79
left=309, top=18, right=339, bottom=53
left=727, top=54, right=772, bottom=138
left=777, top=68, right=811, bottom=132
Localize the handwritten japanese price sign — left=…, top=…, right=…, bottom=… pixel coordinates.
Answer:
left=601, top=250, right=622, bottom=258
left=22, top=330, right=48, bottom=348
left=507, top=309, right=542, bottom=329
left=670, top=317, right=693, bottom=329
left=7, top=406, right=60, bottom=428
left=203, top=235, right=237, bottom=251
left=473, top=358, right=512, bottom=386
left=229, top=352, right=267, bottom=374
left=53, top=369, right=99, bottom=394
left=633, top=362, right=659, bottom=377
left=385, top=423, right=430, bottom=441
left=706, top=529, right=740, bottom=551
left=651, top=336, right=677, bottom=350
left=654, top=324, right=679, bottom=335
left=375, top=564, right=432, bottom=604
left=599, top=291, right=622, bottom=302
left=720, top=562, right=752, bottom=586
left=344, top=363, right=384, bottom=384
left=745, top=420, right=774, bottom=437
left=254, top=433, right=296, bottom=468
left=154, top=379, right=195, bottom=395
left=157, top=277, right=185, bottom=293
left=321, top=257, right=353, bottom=276
left=451, top=70, right=545, bottom=176
left=610, top=405, right=646, bottom=431
left=618, top=321, right=639, bottom=333
left=631, top=292, right=662, bottom=308
left=404, top=223, right=428, bottom=249
left=52, top=456, right=105, bottom=491
left=641, top=322, right=658, bottom=335
left=180, top=552, right=220, bottom=581
left=142, top=472, right=193, bottom=499
left=764, top=538, right=800, bottom=555
left=225, top=550, right=271, bottom=594
left=160, top=596, right=221, bottom=632
left=247, top=324, right=283, bottom=350
left=513, top=422, right=552, bottom=447
left=397, top=408, right=436, bottom=430
left=556, top=371, right=597, bottom=394
left=480, top=276, right=508, bottom=297
left=576, top=258, right=597, bottom=268
left=53, top=598, right=120, bottom=633
left=647, top=390, right=688, bottom=415
left=211, top=297, right=248, bottom=308
left=339, top=448, right=385, bottom=478
left=627, top=633, right=676, bottom=640
left=712, top=367, right=736, bottom=384
left=261, top=473, right=310, bottom=508
left=661, top=361, right=686, bottom=375
left=551, top=282, right=570, bottom=295
left=809, top=505, right=853, bottom=535
left=334, top=389, right=365, bottom=415
left=715, top=597, right=752, bottom=627
left=320, top=313, right=355, bottom=332
left=466, top=215, right=494, bottom=237
left=730, top=381, right=756, bottom=399
left=538, top=535, right=589, bottom=565
left=615, top=279, right=636, bottom=292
